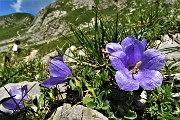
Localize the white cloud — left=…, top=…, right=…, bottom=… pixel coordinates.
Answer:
left=11, top=0, right=23, bottom=12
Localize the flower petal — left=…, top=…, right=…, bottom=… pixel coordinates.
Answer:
left=41, top=77, right=67, bottom=88
left=2, top=99, right=23, bottom=110
left=109, top=51, right=127, bottom=70
left=21, top=85, right=28, bottom=101
left=105, top=42, right=122, bottom=54
left=134, top=69, right=163, bottom=90
left=115, top=69, right=139, bottom=91
left=10, top=87, right=21, bottom=99
left=140, top=49, right=166, bottom=70
left=57, top=50, right=64, bottom=61
left=125, top=40, right=145, bottom=66
left=141, top=40, right=147, bottom=49
left=121, top=36, right=136, bottom=49
left=49, top=58, right=72, bottom=77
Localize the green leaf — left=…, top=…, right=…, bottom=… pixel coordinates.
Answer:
left=69, top=80, right=76, bottom=90
left=175, top=84, right=180, bottom=88
left=74, top=77, right=81, bottom=88
left=101, top=105, right=109, bottom=110
left=83, top=96, right=94, bottom=105
left=37, top=94, right=45, bottom=108
left=119, top=108, right=126, bottom=117
left=124, top=110, right=137, bottom=120
left=86, top=101, right=96, bottom=109
left=171, top=117, right=180, bottom=120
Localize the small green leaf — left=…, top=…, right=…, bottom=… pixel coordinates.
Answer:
left=86, top=101, right=96, bottom=109
left=69, top=80, right=76, bottom=90
left=37, top=94, right=45, bottom=108
left=119, top=108, right=126, bottom=117
left=171, top=117, right=180, bottom=120
left=83, top=96, right=94, bottom=105
left=175, top=84, right=180, bottom=88
left=124, top=110, right=137, bottom=120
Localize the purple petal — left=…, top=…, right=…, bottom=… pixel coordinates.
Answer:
left=141, top=40, right=147, bottom=49
left=21, top=85, right=28, bottom=101
left=134, top=69, right=163, bottom=90
left=55, top=50, right=64, bottom=61
left=2, top=99, right=23, bottom=110
left=10, top=87, right=21, bottom=99
left=109, top=51, right=127, bottom=71
left=140, top=49, right=166, bottom=70
left=105, top=42, right=122, bottom=54
left=49, top=58, right=72, bottom=77
left=41, top=77, right=67, bottom=88
left=121, top=36, right=136, bottom=49
left=10, top=86, right=28, bottom=101
left=115, top=69, right=139, bottom=91
left=125, top=40, right=145, bottom=66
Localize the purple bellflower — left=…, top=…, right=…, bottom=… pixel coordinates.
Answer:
left=41, top=50, right=72, bottom=88
left=2, top=85, right=28, bottom=110
left=106, top=36, right=165, bottom=91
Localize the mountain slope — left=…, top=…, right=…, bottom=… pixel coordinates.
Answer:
left=27, top=0, right=126, bottom=41
left=0, top=13, right=34, bottom=40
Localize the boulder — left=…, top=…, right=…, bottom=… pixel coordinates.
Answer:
left=51, top=103, right=108, bottom=120
left=41, top=50, right=58, bottom=64
left=158, top=33, right=180, bottom=60
left=24, top=49, right=38, bottom=62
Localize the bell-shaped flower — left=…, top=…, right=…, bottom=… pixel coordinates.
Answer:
left=2, top=85, right=28, bottom=110
left=106, top=36, right=165, bottom=91
left=41, top=50, right=72, bottom=88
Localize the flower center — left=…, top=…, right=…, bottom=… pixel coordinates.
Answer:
left=129, top=61, right=142, bottom=74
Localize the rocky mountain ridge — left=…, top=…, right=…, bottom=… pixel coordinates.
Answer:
left=27, top=0, right=126, bottom=41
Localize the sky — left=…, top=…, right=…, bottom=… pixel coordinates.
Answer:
left=0, top=0, right=56, bottom=16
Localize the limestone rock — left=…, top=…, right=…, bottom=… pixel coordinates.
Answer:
left=165, top=0, right=179, bottom=5
left=63, top=45, right=85, bottom=63
left=136, top=91, right=147, bottom=108
left=158, top=33, right=180, bottom=60
left=172, top=92, right=180, bottom=103
left=63, top=46, right=77, bottom=63
left=26, top=0, right=120, bottom=42
left=41, top=50, right=58, bottom=64
left=28, top=2, right=69, bottom=42
left=51, top=103, right=108, bottom=120
left=24, top=49, right=38, bottom=62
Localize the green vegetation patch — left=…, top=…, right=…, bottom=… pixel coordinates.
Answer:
left=0, top=13, right=34, bottom=40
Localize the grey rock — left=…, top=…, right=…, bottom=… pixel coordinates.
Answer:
left=158, top=34, right=180, bottom=60
left=136, top=91, right=147, bottom=108
left=41, top=50, right=58, bottom=64
left=174, top=73, right=180, bottom=81
left=0, top=81, right=41, bottom=114
left=51, top=103, right=108, bottom=120
left=165, top=0, right=179, bottom=5
left=24, top=49, right=38, bottom=62
left=172, top=92, right=180, bottom=103
left=28, top=2, right=70, bottom=42
left=63, top=45, right=85, bottom=63
left=71, top=0, right=95, bottom=10
left=26, top=0, right=123, bottom=42
left=63, top=46, right=77, bottom=63
left=56, top=83, right=69, bottom=100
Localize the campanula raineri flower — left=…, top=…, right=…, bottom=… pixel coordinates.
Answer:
left=106, top=36, right=165, bottom=91
left=41, top=50, right=72, bottom=88
left=2, top=85, right=28, bottom=110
